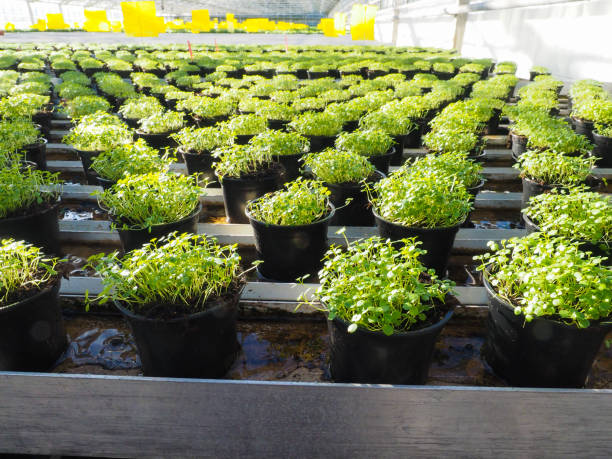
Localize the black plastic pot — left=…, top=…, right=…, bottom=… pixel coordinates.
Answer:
left=390, top=136, right=406, bottom=166
left=468, top=148, right=487, bottom=163
left=403, top=129, right=421, bottom=148
left=373, top=210, right=462, bottom=278
left=20, top=138, right=47, bottom=170
left=135, top=130, right=178, bottom=150
left=482, top=275, right=612, bottom=388
left=307, top=70, right=329, bottom=79
left=246, top=202, right=335, bottom=282
left=522, top=213, right=611, bottom=264
left=275, top=152, right=306, bottom=182
left=366, top=148, right=395, bottom=175
left=521, top=177, right=566, bottom=209
left=179, top=147, right=219, bottom=186
left=219, top=165, right=284, bottom=223
left=307, top=135, right=336, bottom=153
left=267, top=119, right=289, bottom=131
left=0, top=280, right=66, bottom=372
left=113, top=203, right=201, bottom=253
left=484, top=108, right=502, bottom=135
left=367, top=69, right=387, bottom=79
left=75, top=149, right=103, bottom=185
left=32, top=110, right=52, bottom=137
left=342, top=120, right=359, bottom=132
left=510, top=133, right=528, bottom=160
left=235, top=134, right=255, bottom=145
left=571, top=116, right=594, bottom=142
left=592, top=131, right=612, bottom=168
left=0, top=200, right=61, bottom=255
left=328, top=308, right=454, bottom=384
left=114, top=291, right=240, bottom=378
left=324, top=171, right=384, bottom=226
left=120, top=115, right=140, bottom=130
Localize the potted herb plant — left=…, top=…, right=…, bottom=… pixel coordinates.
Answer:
left=89, top=232, right=243, bottom=378
left=171, top=126, right=234, bottom=185
left=0, top=164, right=62, bottom=255
left=63, top=112, right=133, bottom=185
left=90, top=139, right=174, bottom=190
left=63, top=95, right=111, bottom=121
left=136, top=111, right=185, bottom=150
left=118, top=95, right=164, bottom=129
left=358, top=109, right=416, bottom=166
left=245, top=179, right=334, bottom=282
left=303, top=148, right=384, bottom=226
left=213, top=144, right=285, bottom=223
left=335, top=129, right=395, bottom=175
left=218, top=114, right=268, bottom=145
left=288, top=112, right=343, bottom=152
left=369, top=167, right=472, bottom=277
left=307, top=236, right=455, bottom=384
left=248, top=130, right=310, bottom=181
left=95, top=172, right=204, bottom=253
left=522, top=186, right=611, bottom=262
left=422, top=129, right=486, bottom=161
left=514, top=150, right=598, bottom=207
left=0, top=239, right=67, bottom=371
left=475, top=233, right=612, bottom=387
left=0, top=120, right=47, bottom=170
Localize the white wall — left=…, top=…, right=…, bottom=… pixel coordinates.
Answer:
left=375, top=0, right=612, bottom=83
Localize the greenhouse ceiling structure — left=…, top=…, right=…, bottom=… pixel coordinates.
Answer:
left=0, top=0, right=350, bottom=26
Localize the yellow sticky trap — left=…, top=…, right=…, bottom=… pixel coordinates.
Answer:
left=30, top=19, right=46, bottom=31
left=5, top=22, right=15, bottom=32
left=111, top=21, right=122, bottom=32
left=191, top=9, right=211, bottom=33
left=46, top=13, right=69, bottom=30
left=121, top=1, right=162, bottom=37
left=84, top=10, right=111, bottom=32
left=364, top=5, right=378, bottom=41
left=320, top=18, right=337, bottom=37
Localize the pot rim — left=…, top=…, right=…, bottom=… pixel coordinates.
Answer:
left=0, top=278, right=60, bottom=314
left=467, top=178, right=486, bottom=191
left=371, top=206, right=467, bottom=231
left=215, top=162, right=285, bottom=182
left=245, top=199, right=336, bottom=229
left=110, top=201, right=202, bottom=232
left=177, top=145, right=214, bottom=156
left=483, top=268, right=612, bottom=330
left=113, top=283, right=243, bottom=324
left=329, top=303, right=454, bottom=338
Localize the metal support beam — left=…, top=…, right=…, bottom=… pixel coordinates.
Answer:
left=453, top=0, right=470, bottom=52
left=391, top=0, right=400, bottom=46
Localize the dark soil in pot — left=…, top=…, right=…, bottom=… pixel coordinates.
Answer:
left=119, top=115, right=140, bottom=130
left=135, top=130, right=179, bottom=150
left=592, top=131, right=612, bottom=168
left=571, top=116, right=594, bottom=141
left=482, top=274, right=612, bottom=388
left=179, top=147, right=219, bottom=186
left=193, top=114, right=229, bottom=128
left=307, top=135, right=336, bottom=153
left=219, top=163, right=285, bottom=223
left=367, top=69, right=388, bottom=79
left=112, top=203, right=201, bottom=253
left=0, top=199, right=61, bottom=255
left=328, top=304, right=454, bottom=384
left=373, top=210, right=463, bottom=278
left=366, top=148, right=395, bottom=175
left=246, top=202, right=335, bottom=282
left=115, top=286, right=240, bottom=378
left=75, top=149, right=103, bottom=185
left=522, top=213, right=611, bottom=264
left=275, top=152, right=306, bottom=182
left=20, top=138, right=47, bottom=170
left=510, top=133, right=528, bottom=159
left=0, top=280, right=66, bottom=372
left=325, top=171, right=384, bottom=226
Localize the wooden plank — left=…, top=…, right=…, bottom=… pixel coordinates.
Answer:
left=0, top=372, right=609, bottom=457
left=58, top=220, right=526, bottom=252
left=60, top=277, right=489, bottom=306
